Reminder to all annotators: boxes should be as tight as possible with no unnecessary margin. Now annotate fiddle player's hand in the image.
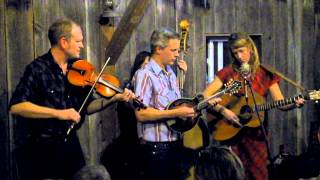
[208,98,221,107]
[175,106,195,118]
[56,108,81,123]
[177,59,187,72]
[113,88,135,102]
[295,97,305,108]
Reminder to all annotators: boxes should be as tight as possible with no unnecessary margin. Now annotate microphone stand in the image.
[244,79,249,102]
[245,78,273,170]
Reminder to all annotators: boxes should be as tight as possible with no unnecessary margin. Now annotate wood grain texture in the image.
[5,0,34,179]
[1,1,319,179]
[0,0,8,178]
[33,0,60,57]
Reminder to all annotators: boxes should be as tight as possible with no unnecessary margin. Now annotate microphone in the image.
[240,63,251,79]
[240,63,251,100]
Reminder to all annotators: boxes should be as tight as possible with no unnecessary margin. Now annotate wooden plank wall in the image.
[0,0,318,179]
[0,0,8,178]
[314,0,320,147]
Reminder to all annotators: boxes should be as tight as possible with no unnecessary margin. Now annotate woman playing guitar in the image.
[203,32,304,180]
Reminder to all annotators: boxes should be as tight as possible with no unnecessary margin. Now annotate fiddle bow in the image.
[65,57,112,141]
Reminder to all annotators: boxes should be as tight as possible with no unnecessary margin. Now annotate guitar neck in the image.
[257,94,307,111]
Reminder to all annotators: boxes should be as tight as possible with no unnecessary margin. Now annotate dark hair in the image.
[48,19,78,46]
[73,165,111,180]
[129,51,151,80]
[195,146,245,180]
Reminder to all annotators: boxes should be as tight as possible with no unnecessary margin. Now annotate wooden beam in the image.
[104,0,152,65]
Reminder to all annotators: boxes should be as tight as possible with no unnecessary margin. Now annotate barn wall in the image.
[0,0,318,179]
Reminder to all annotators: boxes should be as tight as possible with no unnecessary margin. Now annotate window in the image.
[205,34,262,84]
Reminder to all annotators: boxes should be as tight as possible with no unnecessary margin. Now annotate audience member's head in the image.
[195,146,245,180]
[73,165,111,180]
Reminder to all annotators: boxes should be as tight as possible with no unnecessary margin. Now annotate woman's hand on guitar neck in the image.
[278,97,305,111]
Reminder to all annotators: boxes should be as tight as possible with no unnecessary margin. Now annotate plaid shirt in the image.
[216,65,280,180]
[133,59,181,142]
[9,50,91,137]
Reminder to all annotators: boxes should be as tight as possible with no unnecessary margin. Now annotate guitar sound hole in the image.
[239,105,253,124]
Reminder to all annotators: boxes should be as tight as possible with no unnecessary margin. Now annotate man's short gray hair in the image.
[48,18,79,46]
[150,27,180,54]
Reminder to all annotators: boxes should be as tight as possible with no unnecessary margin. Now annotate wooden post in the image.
[0,0,8,179]
[5,0,34,179]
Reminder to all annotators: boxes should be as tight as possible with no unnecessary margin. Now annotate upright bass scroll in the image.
[177,19,190,96]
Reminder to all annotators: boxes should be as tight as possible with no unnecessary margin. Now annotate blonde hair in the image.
[229,32,260,74]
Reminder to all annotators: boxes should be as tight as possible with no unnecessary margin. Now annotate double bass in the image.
[177,19,190,96]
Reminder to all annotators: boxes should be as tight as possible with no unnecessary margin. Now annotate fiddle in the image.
[67,60,146,109]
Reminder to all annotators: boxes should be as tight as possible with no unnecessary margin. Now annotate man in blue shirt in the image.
[133,28,194,180]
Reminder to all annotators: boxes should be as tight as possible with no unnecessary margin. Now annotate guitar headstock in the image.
[224,79,242,95]
[308,90,320,103]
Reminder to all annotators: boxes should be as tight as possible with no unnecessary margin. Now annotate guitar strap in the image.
[261,64,306,92]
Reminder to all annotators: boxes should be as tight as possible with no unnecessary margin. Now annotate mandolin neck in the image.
[196,91,227,111]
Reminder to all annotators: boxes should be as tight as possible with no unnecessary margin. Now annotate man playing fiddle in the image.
[9,19,134,180]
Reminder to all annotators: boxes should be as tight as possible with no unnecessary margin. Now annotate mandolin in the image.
[209,90,320,141]
[165,80,241,133]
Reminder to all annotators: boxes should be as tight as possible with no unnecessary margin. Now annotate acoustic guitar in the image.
[209,90,320,141]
